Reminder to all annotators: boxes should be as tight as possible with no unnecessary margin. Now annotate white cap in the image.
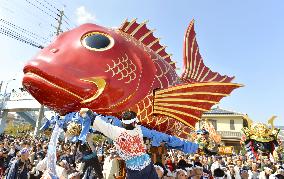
[185,167,193,171]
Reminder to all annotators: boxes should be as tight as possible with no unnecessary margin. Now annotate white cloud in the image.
[76,6,96,25]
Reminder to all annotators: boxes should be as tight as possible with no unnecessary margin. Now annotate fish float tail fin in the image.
[153,82,242,128]
[181,19,234,83]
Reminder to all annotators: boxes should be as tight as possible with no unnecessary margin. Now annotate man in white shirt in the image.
[80,109,159,179]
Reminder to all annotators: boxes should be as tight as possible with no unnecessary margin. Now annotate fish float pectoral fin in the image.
[153,82,243,128]
[80,78,106,103]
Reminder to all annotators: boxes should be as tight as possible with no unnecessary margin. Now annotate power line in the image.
[0,1,76,49]
[62,13,77,28]
[34,0,77,29]
[40,0,59,11]
[33,0,59,15]
[0,24,43,46]
[0,19,49,43]
[0,26,43,49]
[24,0,57,20]
[2,0,55,30]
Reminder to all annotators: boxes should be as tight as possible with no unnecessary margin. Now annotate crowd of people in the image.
[0,110,282,179]
[0,133,283,179]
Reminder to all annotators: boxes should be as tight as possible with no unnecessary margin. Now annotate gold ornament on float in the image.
[242,115,280,143]
[43,128,52,137]
[66,122,82,137]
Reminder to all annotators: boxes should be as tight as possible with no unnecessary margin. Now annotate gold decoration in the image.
[66,122,82,137]
[154,82,243,95]
[268,115,277,130]
[242,115,280,143]
[156,46,167,53]
[139,29,156,41]
[43,129,52,137]
[119,18,128,29]
[218,146,233,155]
[147,38,160,48]
[105,53,137,84]
[130,20,149,36]
[117,19,176,70]
[124,18,137,32]
[80,77,106,103]
[162,53,172,59]
[243,114,253,128]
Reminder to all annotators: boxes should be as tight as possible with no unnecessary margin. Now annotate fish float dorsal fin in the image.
[118,18,176,69]
[153,82,243,129]
[182,19,234,83]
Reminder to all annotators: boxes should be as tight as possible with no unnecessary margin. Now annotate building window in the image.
[209,119,217,131]
[230,119,235,130]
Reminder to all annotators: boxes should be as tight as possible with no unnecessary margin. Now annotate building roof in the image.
[203,106,243,115]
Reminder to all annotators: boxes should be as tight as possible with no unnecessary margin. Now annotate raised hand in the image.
[79,108,89,117]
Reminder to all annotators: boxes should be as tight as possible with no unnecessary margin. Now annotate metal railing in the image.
[217,131,242,138]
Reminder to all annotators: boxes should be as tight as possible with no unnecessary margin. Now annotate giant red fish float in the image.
[22,19,242,138]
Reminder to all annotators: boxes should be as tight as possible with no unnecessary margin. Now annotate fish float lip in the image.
[24,72,85,100]
[23,72,107,104]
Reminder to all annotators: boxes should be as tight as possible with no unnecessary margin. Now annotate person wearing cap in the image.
[5,148,30,179]
[80,109,159,179]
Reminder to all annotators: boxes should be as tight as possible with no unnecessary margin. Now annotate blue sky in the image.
[0,0,283,125]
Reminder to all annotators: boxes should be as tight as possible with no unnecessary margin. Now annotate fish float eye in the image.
[81,32,114,51]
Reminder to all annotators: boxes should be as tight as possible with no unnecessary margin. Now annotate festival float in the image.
[193,119,222,155]
[22,18,242,176]
[241,115,282,161]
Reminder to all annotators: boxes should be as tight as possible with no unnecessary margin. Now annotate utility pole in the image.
[0,79,15,134]
[56,9,64,35]
[34,8,65,137]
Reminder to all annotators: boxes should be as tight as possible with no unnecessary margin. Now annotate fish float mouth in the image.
[24,72,106,103]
